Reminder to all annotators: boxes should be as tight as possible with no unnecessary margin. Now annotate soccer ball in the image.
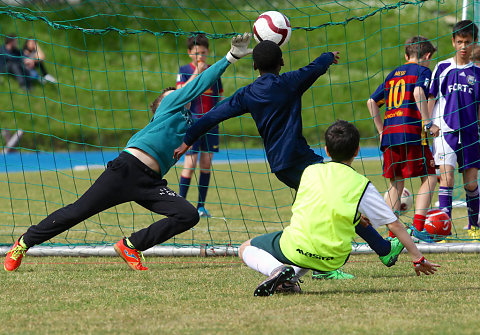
[253,11,292,47]
[400,187,413,212]
[424,209,452,241]
[383,187,414,212]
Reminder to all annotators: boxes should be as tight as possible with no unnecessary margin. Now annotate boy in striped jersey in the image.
[367,36,437,239]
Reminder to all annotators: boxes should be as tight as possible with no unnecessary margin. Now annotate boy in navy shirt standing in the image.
[174,40,404,280]
[176,35,223,218]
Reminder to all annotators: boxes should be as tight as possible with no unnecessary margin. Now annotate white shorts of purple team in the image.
[433,130,480,172]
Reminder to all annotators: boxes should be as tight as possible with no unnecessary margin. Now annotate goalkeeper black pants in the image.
[22,151,199,251]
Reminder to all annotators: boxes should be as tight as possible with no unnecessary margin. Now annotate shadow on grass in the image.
[299,285,480,296]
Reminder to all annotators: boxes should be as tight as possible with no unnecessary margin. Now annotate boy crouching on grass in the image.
[239,120,439,296]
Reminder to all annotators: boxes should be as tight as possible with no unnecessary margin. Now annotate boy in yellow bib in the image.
[239,120,440,296]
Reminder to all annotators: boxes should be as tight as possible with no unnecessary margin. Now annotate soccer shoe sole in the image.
[254,266,295,297]
[114,243,146,271]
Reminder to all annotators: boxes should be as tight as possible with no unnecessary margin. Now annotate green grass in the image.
[0,159,475,246]
[0,0,461,150]
[1,253,479,334]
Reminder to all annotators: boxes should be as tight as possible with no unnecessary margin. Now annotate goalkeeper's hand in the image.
[173,142,191,161]
[226,33,253,64]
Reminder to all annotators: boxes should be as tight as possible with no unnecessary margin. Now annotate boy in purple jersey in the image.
[428,20,480,239]
[367,36,437,239]
[176,34,224,218]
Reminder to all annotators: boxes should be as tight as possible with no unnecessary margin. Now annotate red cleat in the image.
[114,239,148,271]
[4,237,28,272]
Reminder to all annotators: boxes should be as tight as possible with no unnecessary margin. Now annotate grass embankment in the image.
[0,1,455,151]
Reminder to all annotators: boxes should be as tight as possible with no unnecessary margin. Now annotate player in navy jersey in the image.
[367,36,437,239]
[428,20,480,240]
[176,34,224,218]
[174,40,407,280]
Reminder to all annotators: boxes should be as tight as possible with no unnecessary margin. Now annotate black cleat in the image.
[254,265,295,297]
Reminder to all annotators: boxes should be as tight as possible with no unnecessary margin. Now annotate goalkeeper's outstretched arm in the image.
[159,33,252,115]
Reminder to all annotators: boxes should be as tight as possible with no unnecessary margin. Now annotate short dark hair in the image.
[150,87,176,113]
[253,40,282,73]
[325,120,360,162]
[405,36,436,59]
[453,20,478,40]
[4,34,17,45]
[187,34,209,50]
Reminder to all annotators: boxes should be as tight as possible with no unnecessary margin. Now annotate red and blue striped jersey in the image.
[177,63,223,119]
[370,62,432,149]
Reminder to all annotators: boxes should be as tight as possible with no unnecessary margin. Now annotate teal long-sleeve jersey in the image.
[126,56,230,177]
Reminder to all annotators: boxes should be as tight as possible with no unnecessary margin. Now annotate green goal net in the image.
[0,0,478,254]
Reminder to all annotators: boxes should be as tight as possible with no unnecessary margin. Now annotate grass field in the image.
[1,253,479,334]
[0,159,475,247]
[1,2,479,333]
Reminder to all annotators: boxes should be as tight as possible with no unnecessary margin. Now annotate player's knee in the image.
[238,239,252,259]
[177,205,199,229]
[465,182,479,192]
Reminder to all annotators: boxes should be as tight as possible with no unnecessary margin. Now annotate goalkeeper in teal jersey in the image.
[239,120,440,296]
[4,34,253,273]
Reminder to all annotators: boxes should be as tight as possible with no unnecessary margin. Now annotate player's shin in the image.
[465,186,480,229]
[241,245,283,276]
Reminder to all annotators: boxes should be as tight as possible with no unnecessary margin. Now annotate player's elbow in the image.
[366,98,377,114]
[413,87,425,101]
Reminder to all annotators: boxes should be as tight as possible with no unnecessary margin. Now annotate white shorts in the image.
[433,134,457,169]
[433,131,480,171]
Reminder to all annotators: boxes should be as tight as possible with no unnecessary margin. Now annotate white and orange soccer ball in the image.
[253,11,291,47]
[383,187,414,213]
[424,209,452,241]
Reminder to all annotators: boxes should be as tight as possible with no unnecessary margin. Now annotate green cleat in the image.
[379,237,404,267]
[312,269,355,280]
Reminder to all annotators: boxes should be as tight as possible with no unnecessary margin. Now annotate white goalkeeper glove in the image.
[226,33,253,63]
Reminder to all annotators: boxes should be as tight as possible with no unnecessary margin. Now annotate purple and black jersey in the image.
[429,58,480,134]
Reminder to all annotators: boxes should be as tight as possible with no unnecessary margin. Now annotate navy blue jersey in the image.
[183,52,335,173]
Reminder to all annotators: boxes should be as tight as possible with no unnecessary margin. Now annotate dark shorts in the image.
[187,126,219,155]
[250,231,295,265]
[274,155,324,190]
[383,145,436,178]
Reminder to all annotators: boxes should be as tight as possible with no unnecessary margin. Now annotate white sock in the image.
[291,266,309,281]
[242,246,283,276]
